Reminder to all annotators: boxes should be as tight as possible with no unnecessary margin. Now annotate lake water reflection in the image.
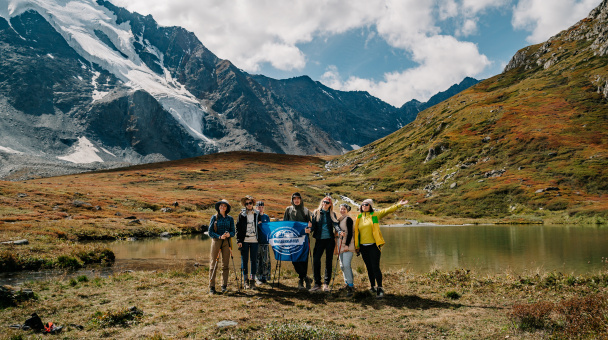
[109,224,608,275]
[2,224,607,285]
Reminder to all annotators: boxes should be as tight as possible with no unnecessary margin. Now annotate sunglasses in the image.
[322,201,331,204]
[245,202,253,205]
[362,203,370,206]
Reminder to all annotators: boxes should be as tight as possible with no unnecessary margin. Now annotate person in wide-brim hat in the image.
[215,199,231,214]
[240,195,256,207]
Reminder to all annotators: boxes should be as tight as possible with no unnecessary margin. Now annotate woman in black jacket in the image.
[309,196,340,292]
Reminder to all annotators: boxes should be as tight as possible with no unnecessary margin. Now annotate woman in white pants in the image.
[336,203,355,296]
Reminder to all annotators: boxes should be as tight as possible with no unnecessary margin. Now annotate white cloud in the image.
[512,0,599,43]
[323,36,490,106]
[457,19,479,36]
[110,0,492,105]
[463,0,511,13]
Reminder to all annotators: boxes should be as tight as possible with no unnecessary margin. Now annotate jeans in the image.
[339,251,354,286]
[360,244,382,288]
[240,242,259,279]
[312,238,335,285]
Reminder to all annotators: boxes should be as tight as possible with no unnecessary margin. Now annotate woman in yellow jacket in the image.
[354,198,408,298]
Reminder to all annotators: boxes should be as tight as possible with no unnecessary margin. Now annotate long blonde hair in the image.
[314,196,339,223]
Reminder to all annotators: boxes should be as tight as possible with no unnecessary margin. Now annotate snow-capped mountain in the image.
[0,0,476,179]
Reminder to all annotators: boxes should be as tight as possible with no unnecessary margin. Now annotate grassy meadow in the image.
[1,151,607,339]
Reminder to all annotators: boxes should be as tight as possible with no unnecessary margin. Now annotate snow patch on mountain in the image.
[1,0,210,142]
[0,146,23,154]
[57,136,103,164]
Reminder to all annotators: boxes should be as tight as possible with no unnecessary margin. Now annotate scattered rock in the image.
[95,206,102,211]
[115,212,122,216]
[450,182,458,189]
[126,219,141,225]
[1,239,29,245]
[17,193,27,198]
[548,152,558,157]
[160,232,172,238]
[217,320,238,328]
[172,201,179,207]
[72,200,92,208]
[484,169,506,178]
[161,207,173,213]
[124,216,137,219]
[482,136,491,143]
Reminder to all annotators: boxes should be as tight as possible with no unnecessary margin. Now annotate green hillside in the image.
[325,2,608,223]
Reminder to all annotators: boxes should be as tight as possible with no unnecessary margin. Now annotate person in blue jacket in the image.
[208,199,235,294]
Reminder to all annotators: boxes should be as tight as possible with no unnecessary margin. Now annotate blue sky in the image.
[112,0,601,107]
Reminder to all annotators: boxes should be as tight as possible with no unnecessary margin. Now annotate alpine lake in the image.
[2,223,607,285]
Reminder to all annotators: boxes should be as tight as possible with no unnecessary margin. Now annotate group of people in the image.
[207,192,408,299]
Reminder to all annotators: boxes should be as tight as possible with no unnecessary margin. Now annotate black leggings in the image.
[312,238,335,285]
[360,244,382,288]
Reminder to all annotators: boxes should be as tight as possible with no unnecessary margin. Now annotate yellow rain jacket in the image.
[354,204,400,252]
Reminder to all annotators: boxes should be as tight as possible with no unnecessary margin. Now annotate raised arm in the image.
[375,199,409,219]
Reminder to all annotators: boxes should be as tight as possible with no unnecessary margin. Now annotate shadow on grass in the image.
[228,283,501,312]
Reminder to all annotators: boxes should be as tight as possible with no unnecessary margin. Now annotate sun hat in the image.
[361,199,373,207]
[214,199,231,214]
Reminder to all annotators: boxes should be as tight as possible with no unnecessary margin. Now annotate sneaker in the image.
[298,279,305,290]
[309,284,322,292]
[305,277,312,290]
[221,285,227,293]
[209,287,216,295]
[244,280,251,289]
[369,287,377,294]
[255,279,263,285]
[322,284,330,292]
[376,287,385,299]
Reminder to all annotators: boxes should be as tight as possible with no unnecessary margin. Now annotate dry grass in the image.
[1,268,607,339]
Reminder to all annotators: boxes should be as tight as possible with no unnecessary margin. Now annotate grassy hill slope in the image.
[325,2,608,222]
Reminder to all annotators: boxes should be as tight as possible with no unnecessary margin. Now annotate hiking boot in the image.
[255,279,263,285]
[244,280,251,289]
[305,277,312,289]
[376,287,385,299]
[346,286,354,297]
[250,280,257,290]
[209,287,216,295]
[309,284,322,292]
[322,284,330,292]
[221,285,227,293]
[369,287,376,295]
[298,279,305,290]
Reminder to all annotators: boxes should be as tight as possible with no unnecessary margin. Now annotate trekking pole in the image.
[227,238,240,291]
[330,235,343,291]
[210,238,225,289]
[277,259,282,288]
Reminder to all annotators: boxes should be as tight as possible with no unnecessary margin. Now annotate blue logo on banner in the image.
[259,221,309,262]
